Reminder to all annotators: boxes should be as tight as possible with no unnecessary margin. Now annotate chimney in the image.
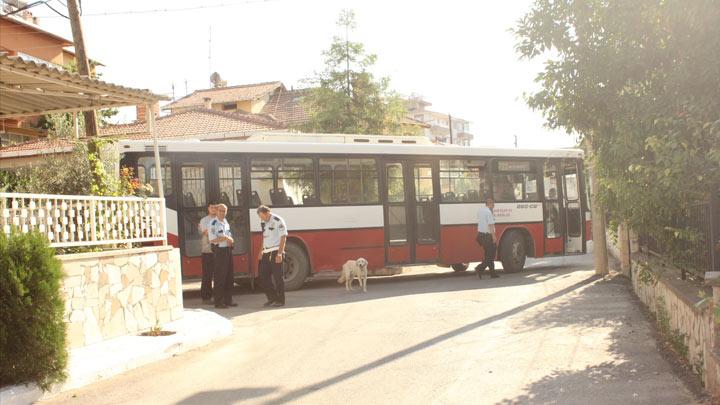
[136,102,159,122]
[203,97,212,110]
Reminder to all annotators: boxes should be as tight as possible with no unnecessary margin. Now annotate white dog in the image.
[337,258,369,292]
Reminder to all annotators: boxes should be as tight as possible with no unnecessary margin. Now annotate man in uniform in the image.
[198,204,217,304]
[208,204,237,308]
[256,205,288,308]
[475,196,500,279]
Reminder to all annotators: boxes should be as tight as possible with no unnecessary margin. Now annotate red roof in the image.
[0,109,284,157]
[261,87,311,126]
[99,109,284,139]
[163,82,284,111]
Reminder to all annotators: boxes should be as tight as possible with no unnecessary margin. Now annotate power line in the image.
[1,0,48,17]
[36,0,284,18]
[43,1,68,18]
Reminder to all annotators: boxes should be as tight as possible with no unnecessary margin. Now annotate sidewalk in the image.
[0,309,232,405]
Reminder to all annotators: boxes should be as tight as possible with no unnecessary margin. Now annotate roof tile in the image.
[164,82,283,111]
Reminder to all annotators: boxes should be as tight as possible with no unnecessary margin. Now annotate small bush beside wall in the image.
[0,231,67,391]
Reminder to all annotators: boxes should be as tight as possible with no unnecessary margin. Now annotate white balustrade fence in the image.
[0,192,167,248]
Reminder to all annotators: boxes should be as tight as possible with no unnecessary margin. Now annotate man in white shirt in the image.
[475,196,499,278]
[198,204,217,304]
[256,205,288,307]
[208,204,237,308]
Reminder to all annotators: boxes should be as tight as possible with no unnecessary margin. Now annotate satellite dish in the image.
[210,72,227,88]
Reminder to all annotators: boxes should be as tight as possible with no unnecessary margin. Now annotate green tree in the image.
[515,0,720,273]
[299,10,409,135]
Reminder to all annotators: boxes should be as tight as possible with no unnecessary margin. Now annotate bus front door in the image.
[382,161,440,265]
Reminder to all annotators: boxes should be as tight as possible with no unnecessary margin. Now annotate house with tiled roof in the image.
[261,87,311,127]
[0,109,285,169]
[0,5,103,147]
[163,81,284,115]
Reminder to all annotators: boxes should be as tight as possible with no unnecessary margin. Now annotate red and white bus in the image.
[120,133,591,290]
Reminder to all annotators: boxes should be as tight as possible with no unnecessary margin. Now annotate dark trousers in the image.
[476,232,497,272]
[201,253,214,300]
[259,251,284,304]
[213,247,234,306]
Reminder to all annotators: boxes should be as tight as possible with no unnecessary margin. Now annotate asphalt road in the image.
[43,254,699,405]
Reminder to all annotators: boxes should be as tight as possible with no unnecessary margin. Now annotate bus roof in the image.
[119,133,583,159]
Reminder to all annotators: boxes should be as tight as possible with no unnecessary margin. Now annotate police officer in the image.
[475,196,500,279]
[256,205,288,308]
[198,204,217,305]
[208,204,237,308]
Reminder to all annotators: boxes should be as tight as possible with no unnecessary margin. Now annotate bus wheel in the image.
[451,263,469,272]
[500,231,526,273]
[283,242,310,291]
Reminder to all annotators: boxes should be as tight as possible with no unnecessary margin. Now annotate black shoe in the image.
[490,272,500,278]
[476,270,483,279]
[215,304,228,309]
[263,300,275,307]
[228,302,238,307]
[271,302,285,307]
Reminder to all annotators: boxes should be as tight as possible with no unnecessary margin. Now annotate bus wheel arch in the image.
[283,237,311,291]
[498,228,533,273]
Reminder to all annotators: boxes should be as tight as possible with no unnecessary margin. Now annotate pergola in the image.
[0,55,169,205]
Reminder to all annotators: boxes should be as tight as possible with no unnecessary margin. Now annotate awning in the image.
[0,55,167,118]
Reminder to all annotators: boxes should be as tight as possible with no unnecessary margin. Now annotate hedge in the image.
[0,231,67,391]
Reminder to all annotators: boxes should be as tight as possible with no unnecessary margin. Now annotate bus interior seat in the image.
[270,188,290,206]
[302,194,319,205]
[443,191,456,202]
[287,196,294,206]
[467,189,480,202]
[219,192,231,207]
[250,191,261,207]
[457,193,467,202]
[184,192,196,207]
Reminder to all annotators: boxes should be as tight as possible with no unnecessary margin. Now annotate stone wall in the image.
[609,235,720,398]
[59,246,183,349]
[631,262,713,374]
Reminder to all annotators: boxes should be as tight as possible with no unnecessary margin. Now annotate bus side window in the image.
[319,158,378,204]
[492,160,538,202]
[439,159,488,203]
[251,158,316,207]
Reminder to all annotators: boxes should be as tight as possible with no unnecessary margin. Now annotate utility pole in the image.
[208,26,212,86]
[66,0,97,138]
[448,114,453,145]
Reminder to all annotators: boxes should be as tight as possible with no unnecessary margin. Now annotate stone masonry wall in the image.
[59,246,183,349]
[631,266,713,374]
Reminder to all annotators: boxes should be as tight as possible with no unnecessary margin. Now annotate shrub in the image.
[0,231,67,391]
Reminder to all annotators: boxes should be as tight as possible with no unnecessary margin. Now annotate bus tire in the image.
[500,231,526,273]
[451,263,469,272]
[283,242,310,291]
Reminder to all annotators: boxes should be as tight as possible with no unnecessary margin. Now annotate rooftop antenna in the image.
[208,25,212,87]
[184,79,188,96]
[171,82,175,100]
[514,134,518,148]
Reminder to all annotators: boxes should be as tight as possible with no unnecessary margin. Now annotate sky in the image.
[31,0,578,149]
